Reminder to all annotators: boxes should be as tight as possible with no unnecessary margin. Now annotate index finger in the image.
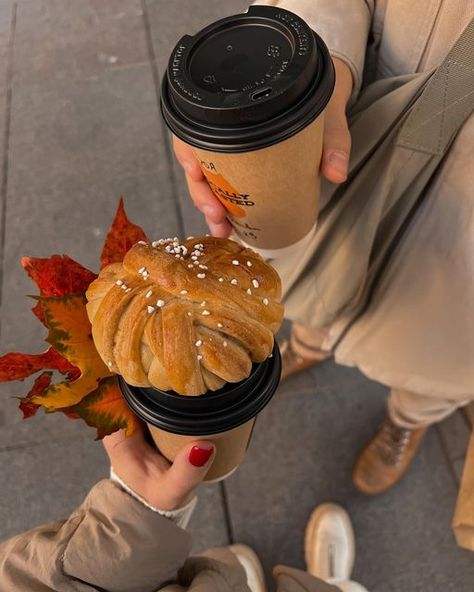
[173,136,205,182]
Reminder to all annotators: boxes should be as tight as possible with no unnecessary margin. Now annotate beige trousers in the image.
[291,323,469,430]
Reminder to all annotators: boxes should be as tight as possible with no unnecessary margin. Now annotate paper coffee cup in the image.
[118,345,281,482]
[161,6,334,256]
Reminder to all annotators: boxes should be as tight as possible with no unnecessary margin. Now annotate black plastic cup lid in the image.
[119,343,281,436]
[161,6,334,153]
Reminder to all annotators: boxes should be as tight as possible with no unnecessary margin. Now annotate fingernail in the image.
[328,150,348,177]
[188,445,214,467]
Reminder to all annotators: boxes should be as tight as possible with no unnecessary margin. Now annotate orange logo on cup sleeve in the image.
[201,169,254,219]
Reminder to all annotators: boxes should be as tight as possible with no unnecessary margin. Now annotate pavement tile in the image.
[189,483,230,554]
[436,410,471,483]
[13,0,148,85]
[0,436,108,541]
[145,0,250,75]
[8,65,171,197]
[277,359,367,402]
[0,1,13,41]
[224,380,474,590]
[0,1,12,238]
[453,458,467,484]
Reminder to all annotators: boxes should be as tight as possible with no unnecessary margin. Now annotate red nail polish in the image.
[189,445,213,467]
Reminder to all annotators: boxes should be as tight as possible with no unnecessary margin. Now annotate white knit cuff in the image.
[110,467,197,530]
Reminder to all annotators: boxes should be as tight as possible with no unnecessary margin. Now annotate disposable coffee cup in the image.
[119,344,281,482]
[161,5,334,258]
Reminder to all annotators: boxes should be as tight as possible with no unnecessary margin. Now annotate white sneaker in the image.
[229,544,266,592]
[304,503,355,582]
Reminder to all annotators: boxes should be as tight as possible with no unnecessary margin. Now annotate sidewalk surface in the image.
[0,2,472,591]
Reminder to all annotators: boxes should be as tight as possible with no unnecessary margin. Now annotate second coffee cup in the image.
[161,5,334,258]
[119,344,281,482]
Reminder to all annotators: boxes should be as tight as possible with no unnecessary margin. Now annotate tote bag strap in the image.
[330,17,474,349]
[397,17,474,155]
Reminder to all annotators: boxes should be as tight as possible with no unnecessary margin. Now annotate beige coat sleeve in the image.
[252,0,374,97]
[0,480,192,592]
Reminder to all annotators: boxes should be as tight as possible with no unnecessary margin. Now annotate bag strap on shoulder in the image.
[397,17,474,155]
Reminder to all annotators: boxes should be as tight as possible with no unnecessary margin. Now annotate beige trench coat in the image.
[0,481,340,592]
[254,0,474,400]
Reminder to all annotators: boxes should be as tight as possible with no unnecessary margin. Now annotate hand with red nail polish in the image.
[103,423,215,511]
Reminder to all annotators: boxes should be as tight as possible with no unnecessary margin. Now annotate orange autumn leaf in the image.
[68,376,140,439]
[28,294,113,411]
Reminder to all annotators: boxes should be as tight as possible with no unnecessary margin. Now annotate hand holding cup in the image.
[103,424,215,511]
[173,57,353,239]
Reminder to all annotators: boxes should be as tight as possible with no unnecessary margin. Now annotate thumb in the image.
[321,110,351,184]
[158,441,215,510]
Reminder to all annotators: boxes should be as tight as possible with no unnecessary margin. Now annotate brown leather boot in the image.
[279,338,330,382]
[353,417,428,496]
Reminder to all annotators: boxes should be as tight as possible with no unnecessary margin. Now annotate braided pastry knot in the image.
[86,236,284,396]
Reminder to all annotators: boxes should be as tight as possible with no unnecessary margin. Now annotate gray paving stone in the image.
[0,1,12,243]
[277,358,368,402]
[224,380,474,590]
[453,458,467,484]
[436,410,471,484]
[0,436,108,541]
[13,0,148,85]
[145,0,250,75]
[0,1,13,41]
[189,483,230,554]
[8,65,171,200]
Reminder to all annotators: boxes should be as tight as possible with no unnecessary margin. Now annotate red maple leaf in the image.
[22,255,97,297]
[0,348,80,382]
[22,255,98,326]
